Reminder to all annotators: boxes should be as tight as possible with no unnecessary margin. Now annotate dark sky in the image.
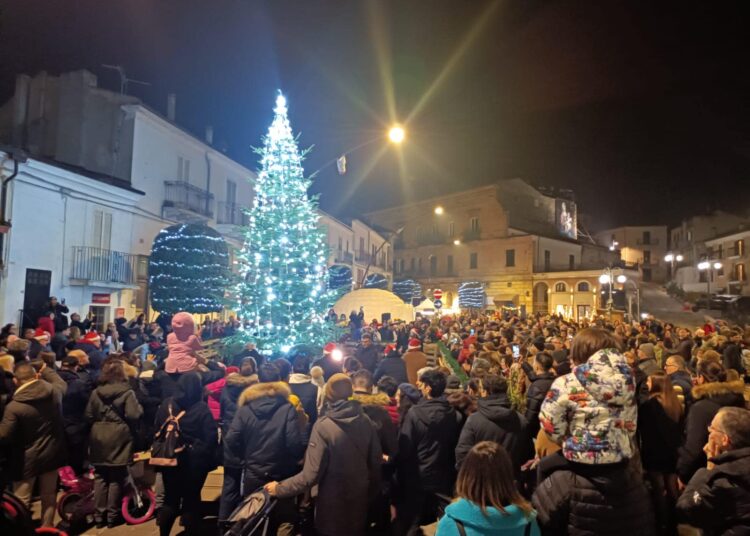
[1,0,749,231]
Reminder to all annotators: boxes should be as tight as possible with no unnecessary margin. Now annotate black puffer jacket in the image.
[86,381,143,466]
[455,394,529,472]
[532,461,655,536]
[677,380,746,483]
[288,373,320,426]
[397,396,460,494]
[522,366,555,439]
[677,446,750,535]
[352,391,398,457]
[224,381,307,493]
[355,344,381,372]
[373,355,409,385]
[58,368,93,444]
[638,397,683,473]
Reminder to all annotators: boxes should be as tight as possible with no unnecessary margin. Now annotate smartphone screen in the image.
[512,344,520,357]
[470,329,475,335]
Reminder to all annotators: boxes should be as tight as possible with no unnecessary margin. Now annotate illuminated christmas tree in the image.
[233,92,335,353]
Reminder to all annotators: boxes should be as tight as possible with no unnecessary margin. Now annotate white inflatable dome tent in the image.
[333,288,415,323]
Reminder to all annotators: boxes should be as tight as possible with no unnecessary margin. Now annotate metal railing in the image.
[163,181,214,218]
[217,202,250,226]
[71,246,138,285]
[334,250,354,264]
[356,252,373,264]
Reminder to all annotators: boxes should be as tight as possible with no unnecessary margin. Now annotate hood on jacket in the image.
[95,381,131,402]
[174,371,204,408]
[411,397,455,426]
[171,312,196,342]
[226,372,259,388]
[352,391,390,407]
[692,379,745,401]
[122,362,138,378]
[288,373,313,385]
[325,398,365,425]
[573,348,634,407]
[477,395,516,424]
[238,381,291,407]
[12,379,54,403]
[444,500,534,533]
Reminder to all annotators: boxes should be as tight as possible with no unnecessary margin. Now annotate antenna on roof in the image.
[101,64,151,95]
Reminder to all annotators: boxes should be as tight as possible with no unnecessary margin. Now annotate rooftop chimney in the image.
[166,93,176,122]
[205,125,214,145]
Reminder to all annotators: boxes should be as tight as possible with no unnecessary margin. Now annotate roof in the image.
[705,227,750,244]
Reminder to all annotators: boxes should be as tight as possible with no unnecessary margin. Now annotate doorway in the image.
[532,282,549,314]
[577,305,592,322]
[22,269,51,331]
[88,305,108,333]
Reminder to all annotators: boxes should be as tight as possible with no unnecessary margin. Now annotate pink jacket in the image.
[165,312,203,373]
[205,377,226,420]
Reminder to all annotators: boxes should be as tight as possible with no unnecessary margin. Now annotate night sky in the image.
[1,0,748,231]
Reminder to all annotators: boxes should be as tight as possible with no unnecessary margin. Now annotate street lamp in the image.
[599,268,627,315]
[664,252,684,280]
[609,240,619,252]
[453,239,461,246]
[388,125,405,144]
[434,205,444,215]
[697,260,723,302]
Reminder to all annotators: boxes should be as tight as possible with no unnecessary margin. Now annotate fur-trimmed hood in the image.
[352,391,390,407]
[123,362,138,378]
[238,381,291,407]
[226,372,259,388]
[692,379,745,401]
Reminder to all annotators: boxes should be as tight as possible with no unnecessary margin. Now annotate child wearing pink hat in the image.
[165,312,203,373]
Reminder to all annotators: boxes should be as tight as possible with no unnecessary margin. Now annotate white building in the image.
[593,225,668,282]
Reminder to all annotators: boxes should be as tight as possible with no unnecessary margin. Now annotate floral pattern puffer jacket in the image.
[539,347,636,464]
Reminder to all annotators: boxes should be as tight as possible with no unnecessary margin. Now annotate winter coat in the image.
[723,343,744,375]
[205,376,227,421]
[436,500,540,536]
[668,337,693,362]
[404,349,428,385]
[637,397,682,473]
[455,394,530,473]
[522,366,555,439]
[85,381,143,466]
[637,356,660,377]
[677,379,746,483]
[70,317,92,333]
[313,355,343,382]
[219,372,259,435]
[669,370,693,407]
[224,382,307,493]
[277,399,382,536]
[165,312,202,373]
[49,303,69,332]
[398,396,461,494]
[37,315,55,335]
[677,446,750,535]
[373,355,409,385]
[539,348,637,464]
[352,391,399,457]
[288,373,321,425]
[0,369,68,480]
[74,341,106,381]
[58,368,93,444]
[384,396,399,425]
[356,344,381,372]
[532,461,655,536]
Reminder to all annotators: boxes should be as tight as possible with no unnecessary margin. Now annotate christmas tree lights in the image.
[458,281,485,309]
[232,92,335,353]
[328,264,353,290]
[149,224,230,313]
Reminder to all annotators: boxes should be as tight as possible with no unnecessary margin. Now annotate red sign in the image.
[433,289,443,300]
[91,293,111,304]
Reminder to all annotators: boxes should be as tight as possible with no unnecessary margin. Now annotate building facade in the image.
[593,225,668,282]
[704,229,750,295]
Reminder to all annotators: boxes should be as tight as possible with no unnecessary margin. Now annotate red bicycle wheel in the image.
[56,492,84,521]
[121,487,156,525]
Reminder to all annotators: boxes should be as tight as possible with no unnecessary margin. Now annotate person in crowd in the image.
[666,327,693,362]
[0,361,67,527]
[396,368,461,534]
[313,342,344,381]
[265,373,382,536]
[397,382,422,428]
[85,359,143,528]
[46,296,70,332]
[350,306,365,341]
[224,369,308,532]
[355,332,381,373]
[287,354,323,426]
[677,407,750,534]
[437,441,540,536]
[70,311,93,333]
[722,329,744,375]
[637,342,660,376]
[343,356,363,376]
[455,375,529,473]
[404,338,428,386]
[521,352,556,440]
[677,360,746,485]
[122,327,145,353]
[154,372,218,536]
[58,354,93,476]
[352,369,399,458]
[165,312,203,373]
[74,330,106,380]
[203,365,236,422]
[638,371,684,534]
[664,355,693,408]
[377,375,401,425]
[374,344,409,385]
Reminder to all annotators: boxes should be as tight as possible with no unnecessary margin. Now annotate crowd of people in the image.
[2,297,750,535]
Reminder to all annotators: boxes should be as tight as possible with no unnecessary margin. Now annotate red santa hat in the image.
[384,344,396,355]
[33,327,49,341]
[323,342,337,354]
[82,331,101,344]
[408,338,421,351]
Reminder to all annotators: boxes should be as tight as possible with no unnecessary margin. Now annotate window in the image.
[577,281,590,292]
[643,231,651,245]
[470,252,478,269]
[687,230,693,242]
[359,238,365,256]
[736,263,747,282]
[569,254,575,270]
[448,222,455,238]
[643,250,651,264]
[470,217,479,233]
[91,210,112,250]
[338,237,343,251]
[410,258,415,271]
[431,224,438,237]
[177,156,190,181]
[417,257,423,273]
[399,259,405,273]
[429,256,437,276]
[226,179,237,204]
[555,282,567,292]
[735,239,745,256]
[345,240,349,252]
[544,250,551,271]
[447,255,454,274]
[372,244,376,258]
[505,249,515,267]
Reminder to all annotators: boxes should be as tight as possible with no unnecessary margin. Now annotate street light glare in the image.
[697,261,710,270]
[434,206,444,215]
[713,262,723,270]
[599,274,611,285]
[388,125,405,144]
[616,274,627,284]
[676,254,684,262]
[453,239,461,245]
[664,254,674,262]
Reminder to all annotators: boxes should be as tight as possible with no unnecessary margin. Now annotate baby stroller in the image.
[222,489,277,536]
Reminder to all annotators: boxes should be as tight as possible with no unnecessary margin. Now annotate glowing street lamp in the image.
[434,206,444,215]
[664,252,684,280]
[697,260,723,301]
[453,239,461,246]
[388,125,405,144]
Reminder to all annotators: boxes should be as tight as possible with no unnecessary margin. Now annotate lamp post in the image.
[664,252,684,281]
[697,260,723,303]
[599,268,626,316]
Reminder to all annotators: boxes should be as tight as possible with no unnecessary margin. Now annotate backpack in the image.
[149,403,187,467]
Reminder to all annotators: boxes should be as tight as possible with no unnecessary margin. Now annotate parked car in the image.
[692,294,737,312]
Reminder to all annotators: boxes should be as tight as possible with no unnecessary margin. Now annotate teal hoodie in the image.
[436,499,540,536]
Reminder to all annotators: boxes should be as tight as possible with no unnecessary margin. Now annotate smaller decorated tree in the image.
[149,223,230,314]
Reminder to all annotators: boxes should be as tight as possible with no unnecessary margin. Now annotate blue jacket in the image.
[436,500,540,536]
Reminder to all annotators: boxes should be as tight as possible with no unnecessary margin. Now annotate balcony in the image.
[727,246,746,259]
[636,238,660,245]
[463,228,481,242]
[217,202,250,226]
[333,250,354,265]
[162,180,214,222]
[70,246,139,288]
[355,251,373,264]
